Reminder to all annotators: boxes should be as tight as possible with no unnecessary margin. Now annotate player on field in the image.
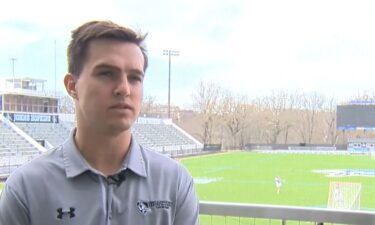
[275,176,283,194]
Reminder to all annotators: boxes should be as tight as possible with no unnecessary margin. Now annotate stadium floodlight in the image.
[163,50,180,119]
[10,57,17,83]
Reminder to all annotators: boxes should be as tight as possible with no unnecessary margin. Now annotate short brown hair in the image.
[67,20,148,77]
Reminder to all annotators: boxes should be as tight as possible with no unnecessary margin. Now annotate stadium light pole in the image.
[10,57,17,85]
[54,40,57,96]
[163,49,179,119]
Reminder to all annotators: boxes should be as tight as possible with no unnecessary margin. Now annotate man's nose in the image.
[114,75,130,97]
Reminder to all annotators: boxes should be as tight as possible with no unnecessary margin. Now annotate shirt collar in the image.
[122,136,147,178]
[62,129,147,178]
[62,129,92,178]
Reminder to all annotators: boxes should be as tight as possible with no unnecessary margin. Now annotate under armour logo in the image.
[57,207,75,219]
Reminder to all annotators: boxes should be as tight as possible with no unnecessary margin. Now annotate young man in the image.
[0,20,199,225]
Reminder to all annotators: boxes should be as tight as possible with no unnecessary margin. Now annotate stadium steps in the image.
[14,122,71,148]
[0,119,43,168]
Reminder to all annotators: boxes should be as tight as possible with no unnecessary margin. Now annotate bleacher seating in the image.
[1,117,202,168]
[15,122,71,148]
[132,123,197,148]
[10,119,202,155]
[0,120,41,174]
[131,121,203,156]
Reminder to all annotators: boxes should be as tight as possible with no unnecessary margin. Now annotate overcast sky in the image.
[1,0,374,108]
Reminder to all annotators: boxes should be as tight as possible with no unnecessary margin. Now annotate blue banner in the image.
[3,112,59,123]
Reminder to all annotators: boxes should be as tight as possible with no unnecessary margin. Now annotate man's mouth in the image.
[109,103,133,110]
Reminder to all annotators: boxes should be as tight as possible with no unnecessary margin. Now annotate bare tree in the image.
[140,95,157,116]
[219,92,250,149]
[191,81,222,145]
[323,97,339,144]
[255,90,293,144]
[349,90,375,103]
[295,92,326,144]
[250,98,269,144]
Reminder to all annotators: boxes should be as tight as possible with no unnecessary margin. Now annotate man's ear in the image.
[64,74,78,100]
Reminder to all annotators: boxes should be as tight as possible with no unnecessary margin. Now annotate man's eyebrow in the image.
[94,64,144,76]
[94,64,118,70]
[129,69,145,77]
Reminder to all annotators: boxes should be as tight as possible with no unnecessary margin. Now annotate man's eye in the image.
[99,71,113,76]
[129,75,143,83]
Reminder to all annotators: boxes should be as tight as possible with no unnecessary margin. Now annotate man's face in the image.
[73,39,144,135]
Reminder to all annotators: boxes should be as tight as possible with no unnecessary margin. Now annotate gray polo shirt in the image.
[0,130,199,225]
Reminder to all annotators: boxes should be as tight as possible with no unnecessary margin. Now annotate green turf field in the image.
[183,151,375,210]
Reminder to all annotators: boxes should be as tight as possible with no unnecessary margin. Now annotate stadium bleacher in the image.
[132,120,202,156]
[6,117,202,152]
[0,116,203,178]
[0,120,42,176]
[15,122,70,147]
[132,123,196,147]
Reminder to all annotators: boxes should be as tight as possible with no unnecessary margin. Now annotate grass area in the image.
[0,182,4,191]
[0,153,372,225]
[184,152,375,224]
[183,151,375,210]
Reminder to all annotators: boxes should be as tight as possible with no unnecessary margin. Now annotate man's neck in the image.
[74,128,132,176]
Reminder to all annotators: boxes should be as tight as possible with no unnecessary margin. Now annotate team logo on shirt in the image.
[137,200,172,215]
[137,201,151,214]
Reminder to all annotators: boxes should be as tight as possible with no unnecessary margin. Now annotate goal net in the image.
[370,149,375,159]
[327,181,361,210]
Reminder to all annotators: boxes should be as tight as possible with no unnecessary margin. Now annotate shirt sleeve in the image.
[0,183,30,225]
[173,167,199,225]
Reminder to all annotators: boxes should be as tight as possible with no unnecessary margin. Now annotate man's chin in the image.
[108,120,134,133]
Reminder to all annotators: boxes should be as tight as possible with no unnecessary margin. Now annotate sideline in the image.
[179,150,241,161]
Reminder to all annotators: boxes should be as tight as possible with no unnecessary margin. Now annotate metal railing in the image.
[199,201,375,225]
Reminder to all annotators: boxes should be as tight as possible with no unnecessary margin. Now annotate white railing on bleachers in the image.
[171,123,203,148]
[130,117,204,156]
[0,114,46,152]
